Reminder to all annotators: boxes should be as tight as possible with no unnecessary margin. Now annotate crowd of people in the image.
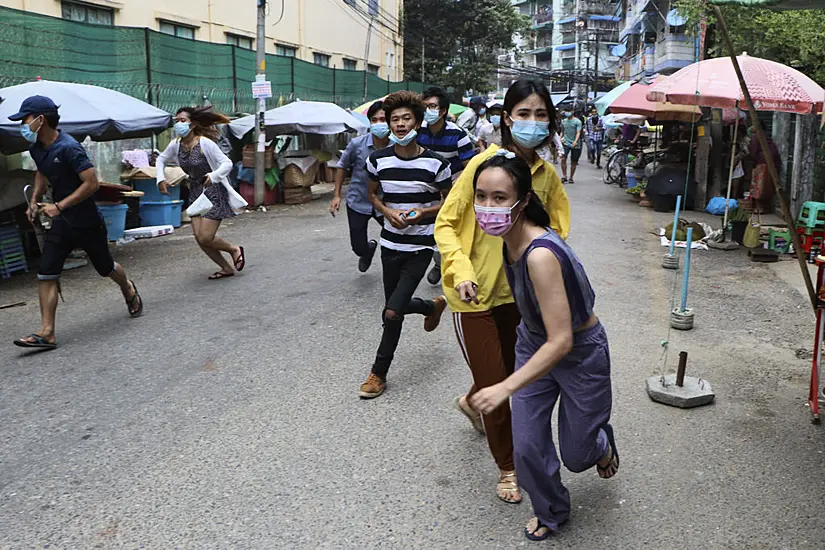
[9,80,618,541]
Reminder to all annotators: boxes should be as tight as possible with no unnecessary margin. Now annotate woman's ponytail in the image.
[523,192,551,228]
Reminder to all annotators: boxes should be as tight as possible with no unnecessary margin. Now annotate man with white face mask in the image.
[478,103,503,150]
[418,86,475,285]
[10,95,143,351]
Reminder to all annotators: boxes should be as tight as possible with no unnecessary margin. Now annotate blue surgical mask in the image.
[20,116,41,144]
[174,121,191,137]
[563,112,572,119]
[490,115,501,127]
[389,129,418,147]
[510,120,550,149]
[478,108,486,116]
[370,122,390,139]
[424,108,441,125]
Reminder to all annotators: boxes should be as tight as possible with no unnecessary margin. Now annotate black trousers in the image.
[346,205,383,258]
[372,247,435,377]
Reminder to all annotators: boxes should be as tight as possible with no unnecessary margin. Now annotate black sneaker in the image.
[427,265,441,285]
[359,240,378,273]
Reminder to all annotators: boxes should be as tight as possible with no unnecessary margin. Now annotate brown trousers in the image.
[453,302,520,471]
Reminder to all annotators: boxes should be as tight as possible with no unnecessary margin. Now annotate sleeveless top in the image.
[504,229,596,360]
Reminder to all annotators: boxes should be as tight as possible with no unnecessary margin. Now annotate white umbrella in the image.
[229,100,368,139]
[0,79,171,155]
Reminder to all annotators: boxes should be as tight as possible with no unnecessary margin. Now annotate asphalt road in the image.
[1,160,824,549]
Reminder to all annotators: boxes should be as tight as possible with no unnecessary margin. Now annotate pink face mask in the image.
[474,201,521,236]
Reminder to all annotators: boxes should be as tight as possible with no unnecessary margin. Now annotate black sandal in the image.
[525,518,553,541]
[126,280,143,318]
[13,333,57,350]
[233,246,245,272]
[208,271,234,280]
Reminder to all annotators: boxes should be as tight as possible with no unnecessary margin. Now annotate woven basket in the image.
[283,163,319,188]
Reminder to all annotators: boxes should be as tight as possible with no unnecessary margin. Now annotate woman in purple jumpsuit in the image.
[469,151,619,541]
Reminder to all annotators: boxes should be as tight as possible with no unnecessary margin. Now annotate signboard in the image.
[252,81,272,99]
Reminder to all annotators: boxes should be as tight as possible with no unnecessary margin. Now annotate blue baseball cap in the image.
[8,95,59,121]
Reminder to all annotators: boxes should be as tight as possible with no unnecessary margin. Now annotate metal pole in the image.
[253,0,267,207]
[421,41,425,82]
[594,31,599,101]
[723,112,740,232]
[712,5,816,310]
[144,28,153,105]
[332,66,336,103]
[676,351,688,387]
[363,17,374,103]
[231,44,238,113]
[681,226,693,312]
[669,194,682,257]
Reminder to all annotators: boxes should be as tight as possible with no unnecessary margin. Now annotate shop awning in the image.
[555,43,576,51]
[550,94,569,107]
[590,15,621,22]
[557,16,577,24]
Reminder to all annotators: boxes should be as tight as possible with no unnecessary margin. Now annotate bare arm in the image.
[470,248,574,413]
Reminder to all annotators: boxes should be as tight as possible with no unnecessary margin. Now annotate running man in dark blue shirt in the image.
[10,95,143,351]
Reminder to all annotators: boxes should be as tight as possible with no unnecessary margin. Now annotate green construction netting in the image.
[0,5,431,115]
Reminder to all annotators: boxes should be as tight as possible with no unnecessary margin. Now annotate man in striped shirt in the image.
[418,86,476,285]
[359,91,452,399]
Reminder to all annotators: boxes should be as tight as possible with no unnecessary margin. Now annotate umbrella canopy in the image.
[0,80,171,155]
[354,95,388,115]
[607,77,702,123]
[595,81,633,116]
[449,103,468,117]
[646,55,825,115]
[229,100,368,139]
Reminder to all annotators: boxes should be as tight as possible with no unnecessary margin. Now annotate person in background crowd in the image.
[747,126,780,213]
[621,122,641,149]
[457,96,487,140]
[359,91,452,399]
[435,79,570,507]
[559,110,582,184]
[477,103,504,151]
[469,152,618,542]
[330,101,390,273]
[157,106,246,280]
[10,95,143,350]
[418,86,476,286]
[586,109,605,169]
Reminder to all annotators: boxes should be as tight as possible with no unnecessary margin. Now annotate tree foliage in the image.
[402,0,529,93]
[674,0,825,84]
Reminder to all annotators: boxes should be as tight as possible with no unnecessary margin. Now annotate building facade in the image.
[0,0,403,80]
[618,0,696,81]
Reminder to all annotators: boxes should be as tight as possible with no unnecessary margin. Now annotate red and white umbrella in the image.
[646,55,825,115]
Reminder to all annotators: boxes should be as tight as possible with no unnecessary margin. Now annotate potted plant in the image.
[729,207,750,245]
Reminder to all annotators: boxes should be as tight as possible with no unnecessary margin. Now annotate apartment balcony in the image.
[531,8,554,30]
[653,34,696,74]
[629,46,655,79]
[527,45,554,56]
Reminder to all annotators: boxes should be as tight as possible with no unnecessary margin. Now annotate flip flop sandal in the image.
[13,333,57,350]
[126,280,143,318]
[524,518,554,541]
[597,423,620,478]
[233,246,245,272]
[208,271,235,280]
[453,396,485,435]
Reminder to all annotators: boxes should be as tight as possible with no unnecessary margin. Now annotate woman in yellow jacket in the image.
[434,80,570,504]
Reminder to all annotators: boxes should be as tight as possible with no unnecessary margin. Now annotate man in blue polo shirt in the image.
[330,100,390,273]
[10,95,143,351]
[417,86,475,285]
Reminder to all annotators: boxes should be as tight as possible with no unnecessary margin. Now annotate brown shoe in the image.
[424,295,447,332]
[359,373,386,399]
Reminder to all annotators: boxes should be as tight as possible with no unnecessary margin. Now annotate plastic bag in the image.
[743,213,761,248]
[186,192,213,217]
[705,196,738,215]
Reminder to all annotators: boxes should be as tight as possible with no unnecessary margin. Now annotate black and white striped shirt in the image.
[366,147,452,252]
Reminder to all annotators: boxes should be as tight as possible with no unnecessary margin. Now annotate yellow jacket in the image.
[434,144,570,313]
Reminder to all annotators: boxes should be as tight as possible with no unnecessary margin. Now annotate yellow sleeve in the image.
[543,169,571,240]
[435,169,477,290]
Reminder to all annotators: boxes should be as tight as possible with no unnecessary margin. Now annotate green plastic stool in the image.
[769,228,792,253]
[797,201,825,229]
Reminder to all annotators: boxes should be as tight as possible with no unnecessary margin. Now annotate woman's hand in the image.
[469,383,512,415]
[456,281,479,304]
[158,181,169,195]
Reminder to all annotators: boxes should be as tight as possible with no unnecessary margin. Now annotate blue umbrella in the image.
[595,81,633,116]
[0,80,171,154]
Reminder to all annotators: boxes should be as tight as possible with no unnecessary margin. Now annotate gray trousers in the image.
[511,322,613,530]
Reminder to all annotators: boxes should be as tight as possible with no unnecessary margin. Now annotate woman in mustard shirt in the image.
[434,80,570,504]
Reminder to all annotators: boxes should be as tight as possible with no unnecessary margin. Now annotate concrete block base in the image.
[662,253,679,269]
[646,374,715,408]
[670,308,694,330]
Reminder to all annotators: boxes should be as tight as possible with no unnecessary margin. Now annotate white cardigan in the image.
[156,136,248,210]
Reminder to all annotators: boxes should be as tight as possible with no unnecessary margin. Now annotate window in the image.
[368,0,379,15]
[226,34,253,50]
[61,1,113,25]
[159,21,195,39]
[367,64,379,75]
[314,53,331,67]
[276,44,297,57]
[343,59,358,71]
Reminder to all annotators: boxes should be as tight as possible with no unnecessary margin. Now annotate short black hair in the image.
[422,86,449,110]
[367,100,385,120]
[42,112,60,129]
